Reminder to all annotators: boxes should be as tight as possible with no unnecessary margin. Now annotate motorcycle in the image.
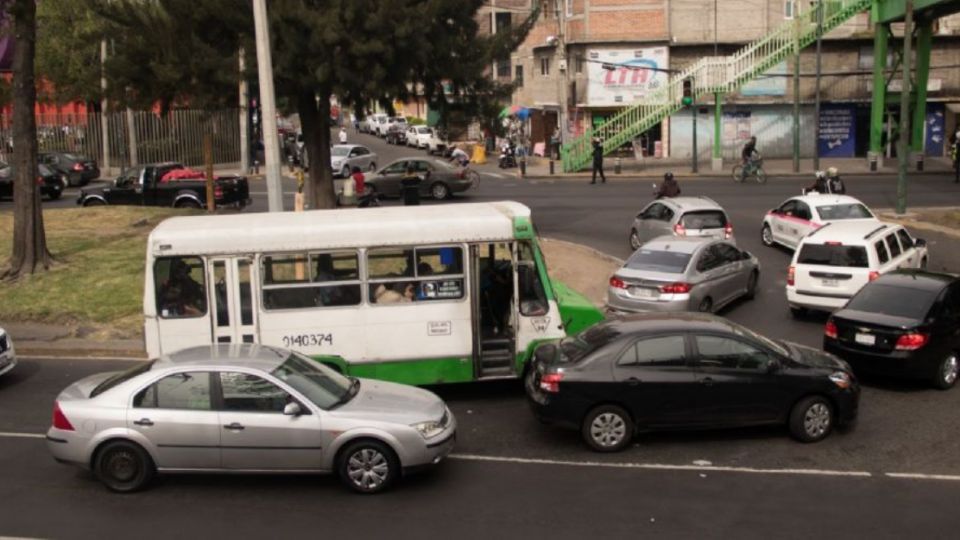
[498,146,517,169]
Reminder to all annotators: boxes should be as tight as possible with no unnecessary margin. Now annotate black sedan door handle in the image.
[700,377,714,387]
[223,422,245,431]
[133,418,154,427]
[626,377,642,386]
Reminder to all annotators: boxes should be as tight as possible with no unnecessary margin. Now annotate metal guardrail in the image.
[562,0,872,172]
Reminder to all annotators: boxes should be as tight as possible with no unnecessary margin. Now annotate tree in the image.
[35,1,104,105]
[3,0,52,279]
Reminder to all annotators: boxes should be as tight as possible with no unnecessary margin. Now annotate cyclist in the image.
[740,136,759,181]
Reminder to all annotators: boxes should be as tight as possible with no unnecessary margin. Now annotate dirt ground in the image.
[540,237,623,308]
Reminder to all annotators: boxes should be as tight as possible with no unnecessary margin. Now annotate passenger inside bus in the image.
[374,282,415,303]
[480,248,514,336]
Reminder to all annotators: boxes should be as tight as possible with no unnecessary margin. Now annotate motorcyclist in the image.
[656,172,681,198]
[826,166,846,194]
[805,170,829,195]
[499,140,517,168]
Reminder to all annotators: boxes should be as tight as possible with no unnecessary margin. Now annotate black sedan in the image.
[39,151,99,186]
[0,162,65,201]
[365,158,479,200]
[824,270,959,389]
[525,313,859,452]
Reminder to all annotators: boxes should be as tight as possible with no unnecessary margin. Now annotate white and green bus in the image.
[144,201,603,385]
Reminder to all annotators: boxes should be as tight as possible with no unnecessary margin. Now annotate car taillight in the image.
[724,223,733,239]
[539,372,564,393]
[52,402,75,431]
[660,282,691,294]
[787,266,795,286]
[609,276,626,289]
[825,320,838,339]
[895,333,929,351]
[673,223,686,236]
[868,271,880,281]
[72,163,84,171]
[214,185,224,199]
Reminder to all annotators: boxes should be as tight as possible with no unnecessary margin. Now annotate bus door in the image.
[472,242,516,378]
[208,257,259,345]
[514,241,557,360]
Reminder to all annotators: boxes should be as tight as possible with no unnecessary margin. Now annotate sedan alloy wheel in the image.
[934,353,958,390]
[338,440,398,494]
[582,405,633,452]
[789,396,833,443]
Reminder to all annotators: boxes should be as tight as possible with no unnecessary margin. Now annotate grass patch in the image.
[0,207,193,337]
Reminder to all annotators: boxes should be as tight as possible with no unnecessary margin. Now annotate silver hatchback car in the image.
[629,197,734,251]
[608,237,760,313]
[47,344,456,494]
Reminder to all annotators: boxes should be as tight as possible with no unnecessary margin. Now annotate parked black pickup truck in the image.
[77,162,251,209]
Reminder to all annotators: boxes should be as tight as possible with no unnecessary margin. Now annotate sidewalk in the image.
[2,238,622,360]
[483,155,958,180]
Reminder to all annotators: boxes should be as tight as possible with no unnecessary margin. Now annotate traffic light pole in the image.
[691,105,698,173]
[896,1,913,215]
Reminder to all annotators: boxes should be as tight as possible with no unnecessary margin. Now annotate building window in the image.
[575,56,584,74]
[497,59,511,78]
[540,56,551,76]
[494,11,511,32]
[515,65,524,87]
[566,0,573,17]
[784,0,795,19]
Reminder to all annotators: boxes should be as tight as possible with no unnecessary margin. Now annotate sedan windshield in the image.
[625,249,692,274]
[559,324,622,363]
[331,146,351,157]
[846,284,937,320]
[727,321,790,357]
[270,352,354,409]
[816,203,874,221]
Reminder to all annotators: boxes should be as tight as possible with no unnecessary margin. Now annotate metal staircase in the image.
[561,0,873,172]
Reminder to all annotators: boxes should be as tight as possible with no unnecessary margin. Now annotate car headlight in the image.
[412,420,445,439]
[828,371,852,389]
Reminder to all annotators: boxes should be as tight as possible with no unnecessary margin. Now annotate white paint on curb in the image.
[0,432,45,439]
[885,472,960,482]
[19,355,148,362]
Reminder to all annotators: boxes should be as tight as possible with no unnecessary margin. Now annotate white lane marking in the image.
[885,472,960,482]
[248,191,296,196]
[449,454,872,478]
[484,173,507,179]
[19,355,147,362]
[0,432,45,439]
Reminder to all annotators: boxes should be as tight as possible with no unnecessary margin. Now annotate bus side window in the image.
[368,246,465,304]
[518,243,548,316]
[261,251,362,310]
[155,256,207,319]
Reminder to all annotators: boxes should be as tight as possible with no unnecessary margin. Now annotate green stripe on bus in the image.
[311,355,476,385]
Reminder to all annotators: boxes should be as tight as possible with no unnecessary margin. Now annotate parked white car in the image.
[787,221,929,316]
[761,194,877,250]
[0,327,15,377]
[384,117,407,137]
[405,126,420,147]
[369,114,389,136]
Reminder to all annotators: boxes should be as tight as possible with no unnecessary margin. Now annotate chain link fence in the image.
[0,109,241,172]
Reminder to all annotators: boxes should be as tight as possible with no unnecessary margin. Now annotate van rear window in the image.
[681,211,726,229]
[798,244,869,268]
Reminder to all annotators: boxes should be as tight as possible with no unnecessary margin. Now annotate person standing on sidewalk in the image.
[951,129,960,183]
[590,138,606,184]
[339,126,348,145]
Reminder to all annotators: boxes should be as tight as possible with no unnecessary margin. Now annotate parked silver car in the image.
[608,237,759,314]
[0,327,15,377]
[629,197,734,251]
[331,144,378,178]
[46,344,456,494]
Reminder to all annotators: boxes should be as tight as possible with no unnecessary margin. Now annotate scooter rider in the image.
[826,166,846,194]
[656,172,681,198]
[805,171,830,195]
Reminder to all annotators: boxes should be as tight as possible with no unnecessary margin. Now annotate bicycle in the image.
[732,157,767,184]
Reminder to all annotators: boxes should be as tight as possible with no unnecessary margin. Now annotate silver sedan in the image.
[47,344,456,494]
[607,237,760,314]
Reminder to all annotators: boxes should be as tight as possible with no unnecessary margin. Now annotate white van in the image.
[787,221,929,316]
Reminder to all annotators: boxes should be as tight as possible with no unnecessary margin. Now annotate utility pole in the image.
[813,0,824,172]
[252,0,284,212]
[792,13,801,173]
[100,40,110,175]
[714,0,718,56]
[239,48,250,173]
[896,1,914,215]
[692,105,698,173]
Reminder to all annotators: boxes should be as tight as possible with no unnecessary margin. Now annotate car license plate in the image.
[630,287,657,298]
[821,279,838,287]
[855,333,875,346]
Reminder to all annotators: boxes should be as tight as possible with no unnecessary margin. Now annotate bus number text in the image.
[282,333,333,348]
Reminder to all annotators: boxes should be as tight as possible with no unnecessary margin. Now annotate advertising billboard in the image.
[586,47,669,107]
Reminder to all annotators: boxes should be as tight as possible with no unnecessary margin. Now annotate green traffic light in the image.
[682,96,693,106]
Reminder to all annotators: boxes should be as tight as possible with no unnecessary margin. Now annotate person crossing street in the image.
[590,138,606,184]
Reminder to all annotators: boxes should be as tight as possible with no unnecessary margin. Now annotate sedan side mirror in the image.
[741,251,752,260]
[766,358,780,374]
[283,402,303,416]
[915,238,926,248]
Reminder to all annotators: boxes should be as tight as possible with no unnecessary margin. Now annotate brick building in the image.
[480,1,960,160]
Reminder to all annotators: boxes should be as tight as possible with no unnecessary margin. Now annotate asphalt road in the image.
[3,132,960,536]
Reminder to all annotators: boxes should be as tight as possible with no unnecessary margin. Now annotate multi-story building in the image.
[480,1,960,161]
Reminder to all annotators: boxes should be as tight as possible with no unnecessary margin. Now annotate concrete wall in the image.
[669,105,816,160]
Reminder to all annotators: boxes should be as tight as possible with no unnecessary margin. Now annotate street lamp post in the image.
[252,0,284,213]
[813,1,824,172]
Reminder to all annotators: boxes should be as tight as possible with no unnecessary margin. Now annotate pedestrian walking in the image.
[339,127,348,145]
[590,138,606,184]
[952,129,960,184]
[401,165,421,206]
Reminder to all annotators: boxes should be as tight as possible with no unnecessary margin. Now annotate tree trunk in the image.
[3,0,52,280]
[297,90,336,209]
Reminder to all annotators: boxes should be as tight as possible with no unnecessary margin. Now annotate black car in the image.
[525,313,859,452]
[824,270,959,390]
[39,151,99,186]
[0,161,65,201]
